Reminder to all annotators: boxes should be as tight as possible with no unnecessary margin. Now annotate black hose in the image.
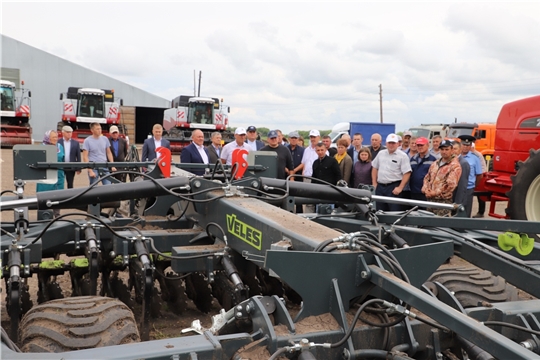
[268,346,289,360]
[351,349,415,359]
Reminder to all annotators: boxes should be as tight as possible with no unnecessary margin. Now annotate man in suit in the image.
[206,131,222,165]
[108,125,128,181]
[245,125,264,150]
[180,129,209,175]
[142,124,171,162]
[58,125,81,188]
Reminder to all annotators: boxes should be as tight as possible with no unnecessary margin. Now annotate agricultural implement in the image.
[1,145,540,359]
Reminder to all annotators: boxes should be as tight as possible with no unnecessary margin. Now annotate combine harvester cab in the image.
[59,87,123,143]
[0,79,32,147]
[163,95,232,153]
[477,95,540,222]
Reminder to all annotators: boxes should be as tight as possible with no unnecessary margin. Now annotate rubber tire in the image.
[19,296,140,353]
[506,149,540,240]
[425,266,517,308]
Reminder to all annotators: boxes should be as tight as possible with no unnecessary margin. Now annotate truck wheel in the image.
[19,296,140,353]
[506,149,540,239]
[425,266,517,308]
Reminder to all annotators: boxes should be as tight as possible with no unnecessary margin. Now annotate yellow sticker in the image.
[226,214,262,250]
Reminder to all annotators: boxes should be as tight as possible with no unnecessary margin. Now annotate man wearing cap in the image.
[371,133,412,211]
[286,131,305,179]
[245,125,264,151]
[369,133,386,160]
[260,130,294,180]
[221,127,251,165]
[108,125,128,182]
[142,124,171,162]
[58,125,81,189]
[409,137,437,202]
[181,129,209,175]
[300,129,327,212]
[457,135,484,217]
[422,140,462,216]
[82,122,116,186]
[206,131,223,164]
[399,131,412,152]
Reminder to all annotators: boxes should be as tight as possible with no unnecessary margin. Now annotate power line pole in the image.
[379,84,383,123]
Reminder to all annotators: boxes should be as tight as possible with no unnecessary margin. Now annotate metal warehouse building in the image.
[1,35,170,144]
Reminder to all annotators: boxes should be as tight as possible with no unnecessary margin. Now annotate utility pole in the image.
[379,84,383,123]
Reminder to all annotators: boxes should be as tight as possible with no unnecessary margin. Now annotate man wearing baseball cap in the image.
[409,137,437,202]
[58,125,81,189]
[108,125,128,181]
[245,125,264,151]
[399,131,413,152]
[422,140,462,216]
[220,127,251,165]
[300,129,326,212]
[371,133,412,211]
[260,130,293,180]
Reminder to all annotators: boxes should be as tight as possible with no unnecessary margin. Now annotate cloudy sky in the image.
[3,2,540,134]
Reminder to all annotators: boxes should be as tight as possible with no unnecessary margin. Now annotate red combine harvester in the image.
[0,79,32,146]
[477,95,540,224]
[59,87,124,143]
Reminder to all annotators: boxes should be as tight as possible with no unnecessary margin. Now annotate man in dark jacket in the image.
[312,142,342,185]
[245,125,264,150]
[206,131,222,165]
[142,124,171,162]
[108,125,128,181]
[260,130,294,180]
[180,129,209,175]
[58,125,81,188]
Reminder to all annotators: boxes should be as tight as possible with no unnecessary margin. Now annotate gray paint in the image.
[1,35,170,143]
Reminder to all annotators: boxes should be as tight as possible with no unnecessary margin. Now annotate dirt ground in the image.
[0,147,510,347]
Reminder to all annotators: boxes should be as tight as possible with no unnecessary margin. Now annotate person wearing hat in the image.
[371,133,412,211]
[457,135,484,217]
[399,131,413,152]
[422,140,462,216]
[245,125,264,151]
[409,137,437,203]
[300,129,327,212]
[286,130,305,213]
[220,127,251,165]
[260,130,294,180]
[181,129,209,175]
[108,125,128,182]
[58,125,81,189]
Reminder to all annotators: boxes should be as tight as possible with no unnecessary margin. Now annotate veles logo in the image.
[226,214,262,250]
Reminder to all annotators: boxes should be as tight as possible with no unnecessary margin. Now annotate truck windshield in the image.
[448,127,473,138]
[189,103,214,124]
[409,128,430,138]
[78,94,104,118]
[1,86,15,111]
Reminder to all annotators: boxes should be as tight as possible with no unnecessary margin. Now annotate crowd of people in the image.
[37,123,486,218]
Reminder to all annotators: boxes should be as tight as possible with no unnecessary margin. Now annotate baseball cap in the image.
[62,125,73,132]
[386,133,399,143]
[247,125,257,132]
[235,127,246,135]
[439,140,453,148]
[309,129,320,137]
[397,135,402,142]
[288,131,300,138]
[109,125,119,133]
[267,130,278,139]
[403,130,412,137]
[416,137,429,145]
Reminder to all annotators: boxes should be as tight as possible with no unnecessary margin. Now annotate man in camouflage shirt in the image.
[422,140,462,216]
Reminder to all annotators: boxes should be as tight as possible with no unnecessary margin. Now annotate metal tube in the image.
[0,198,38,211]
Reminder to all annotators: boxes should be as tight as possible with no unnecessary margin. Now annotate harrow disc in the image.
[37,281,64,304]
[162,271,188,315]
[185,272,214,313]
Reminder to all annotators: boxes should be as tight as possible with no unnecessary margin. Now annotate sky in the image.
[2,2,540,134]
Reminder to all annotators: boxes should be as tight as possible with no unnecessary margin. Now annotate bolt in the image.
[342,348,351,359]
[193,180,202,188]
[245,304,251,313]
[361,271,368,279]
[109,251,116,258]
[300,338,309,345]
[236,305,242,311]
[161,162,166,166]
[251,181,259,188]
[236,312,242,318]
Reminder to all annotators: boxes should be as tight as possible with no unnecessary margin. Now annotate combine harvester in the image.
[0,79,31,147]
[1,113,540,359]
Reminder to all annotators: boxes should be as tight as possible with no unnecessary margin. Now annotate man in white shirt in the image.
[221,127,251,165]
